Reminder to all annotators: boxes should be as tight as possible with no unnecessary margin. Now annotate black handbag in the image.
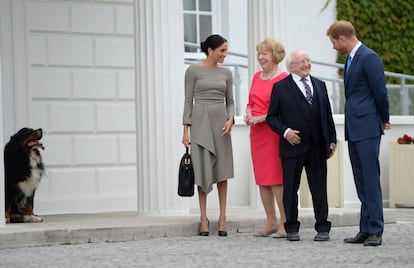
[178,147,194,197]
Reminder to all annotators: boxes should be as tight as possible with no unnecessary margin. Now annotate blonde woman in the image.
[244,38,287,238]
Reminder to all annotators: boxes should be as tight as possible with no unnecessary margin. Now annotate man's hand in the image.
[328,143,336,159]
[286,129,301,145]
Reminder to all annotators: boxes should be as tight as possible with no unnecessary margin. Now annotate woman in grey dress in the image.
[182,35,235,237]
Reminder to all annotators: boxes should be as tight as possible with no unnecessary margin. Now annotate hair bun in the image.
[200,35,227,56]
[200,41,206,53]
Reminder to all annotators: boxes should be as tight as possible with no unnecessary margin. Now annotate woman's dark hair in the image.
[200,34,227,55]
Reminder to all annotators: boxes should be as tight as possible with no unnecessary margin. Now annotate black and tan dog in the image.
[4,127,45,223]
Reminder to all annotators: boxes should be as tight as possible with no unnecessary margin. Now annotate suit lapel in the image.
[345,45,364,86]
[310,77,319,103]
[311,77,325,116]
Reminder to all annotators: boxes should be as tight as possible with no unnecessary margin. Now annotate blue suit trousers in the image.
[348,137,384,235]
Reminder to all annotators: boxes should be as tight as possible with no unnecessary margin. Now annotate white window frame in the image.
[184,0,220,60]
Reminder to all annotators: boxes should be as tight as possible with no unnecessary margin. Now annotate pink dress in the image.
[247,71,288,186]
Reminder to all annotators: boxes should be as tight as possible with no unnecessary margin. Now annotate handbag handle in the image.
[186,146,189,155]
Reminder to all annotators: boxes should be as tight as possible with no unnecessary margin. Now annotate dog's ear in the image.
[6,128,32,152]
[11,128,30,138]
[17,127,33,137]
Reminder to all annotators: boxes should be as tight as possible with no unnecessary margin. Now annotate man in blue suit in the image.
[267,50,337,242]
[327,20,390,246]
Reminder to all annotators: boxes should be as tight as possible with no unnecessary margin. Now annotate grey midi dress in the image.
[183,65,235,193]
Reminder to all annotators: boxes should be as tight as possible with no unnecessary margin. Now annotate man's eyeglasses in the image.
[291,59,311,65]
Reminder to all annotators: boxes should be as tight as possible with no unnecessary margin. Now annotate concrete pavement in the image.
[0,207,400,249]
[1,208,414,267]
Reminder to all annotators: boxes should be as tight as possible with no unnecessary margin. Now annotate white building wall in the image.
[0,44,5,225]
[5,0,137,214]
[283,0,338,77]
[1,0,411,218]
[134,0,188,214]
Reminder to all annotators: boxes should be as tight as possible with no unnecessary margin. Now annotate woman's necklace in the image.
[260,68,278,80]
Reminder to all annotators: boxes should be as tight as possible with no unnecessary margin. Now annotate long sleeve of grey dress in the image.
[182,65,235,193]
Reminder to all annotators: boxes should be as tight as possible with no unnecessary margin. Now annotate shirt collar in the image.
[349,41,362,58]
[292,73,310,83]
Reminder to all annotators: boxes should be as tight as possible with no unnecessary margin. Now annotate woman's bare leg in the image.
[259,186,278,232]
[198,187,208,232]
[217,180,228,231]
[273,184,286,235]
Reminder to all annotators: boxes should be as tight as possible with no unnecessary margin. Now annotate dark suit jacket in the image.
[344,44,389,141]
[266,74,336,158]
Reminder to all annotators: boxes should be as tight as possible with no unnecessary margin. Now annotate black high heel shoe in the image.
[199,219,209,236]
[218,230,227,237]
[218,220,227,237]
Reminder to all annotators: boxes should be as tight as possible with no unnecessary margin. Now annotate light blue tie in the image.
[346,55,352,74]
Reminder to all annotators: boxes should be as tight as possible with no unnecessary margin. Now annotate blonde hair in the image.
[256,37,286,64]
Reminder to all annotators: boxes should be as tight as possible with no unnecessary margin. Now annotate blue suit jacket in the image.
[267,74,337,158]
[344,44,389,141]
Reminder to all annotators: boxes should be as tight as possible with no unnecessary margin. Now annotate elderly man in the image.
[267,50,337,242]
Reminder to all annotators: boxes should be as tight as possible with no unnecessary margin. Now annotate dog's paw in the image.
[24,215,43,223]
[10,214,24,223]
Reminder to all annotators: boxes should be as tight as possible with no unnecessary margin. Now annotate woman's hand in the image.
[245,114,266,126]
[244,109,252,125]
[244,114,251,125]
[222,117,234,136]
[248,115,266,126]
[182,125,190,147]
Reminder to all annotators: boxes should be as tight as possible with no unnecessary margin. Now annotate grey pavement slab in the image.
[0,208,400,250]
[0,208,413,267]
